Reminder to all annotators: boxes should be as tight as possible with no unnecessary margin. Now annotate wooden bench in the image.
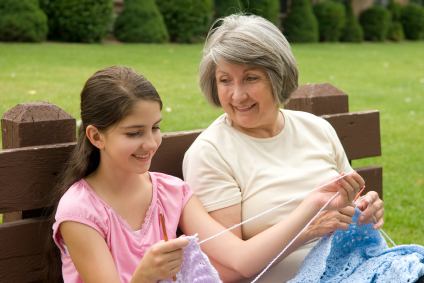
[0,83,382,283]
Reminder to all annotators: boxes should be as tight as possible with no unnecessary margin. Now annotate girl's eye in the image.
[153,126,160,130]
[126,132,140,137]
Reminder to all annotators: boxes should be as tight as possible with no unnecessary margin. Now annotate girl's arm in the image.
[60,221,188,283]
[179,172,362,279]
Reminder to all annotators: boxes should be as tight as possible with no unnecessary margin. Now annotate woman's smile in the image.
[234,103,257,112]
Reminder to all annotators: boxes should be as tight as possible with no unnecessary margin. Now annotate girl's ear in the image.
[86,125,105,150]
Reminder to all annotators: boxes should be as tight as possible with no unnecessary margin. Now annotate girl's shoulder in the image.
[55,179,107,224]
[149,172,193,207]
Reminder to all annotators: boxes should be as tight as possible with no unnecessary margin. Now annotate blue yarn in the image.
[289,209,424,283]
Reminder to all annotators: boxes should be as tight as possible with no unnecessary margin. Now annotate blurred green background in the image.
[0,42,423,245]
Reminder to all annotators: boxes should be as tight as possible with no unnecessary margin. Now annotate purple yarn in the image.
[159,234,222,283]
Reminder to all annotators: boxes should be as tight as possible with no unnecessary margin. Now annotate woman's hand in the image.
[355,191,384,230]
[310,171,364,211]
[305,204,355,238]
[132,237,189,283]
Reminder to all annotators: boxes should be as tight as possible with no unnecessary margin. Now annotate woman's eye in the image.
[247,76,258,81]
[153,126,160,130]
[220,78,229,83]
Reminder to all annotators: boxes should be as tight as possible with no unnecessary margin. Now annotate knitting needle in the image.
[354,185,366,202]
[159,213,177,282]
[330,185,366,235]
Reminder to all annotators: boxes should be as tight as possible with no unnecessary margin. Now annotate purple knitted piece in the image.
[159,234,222,283]
[289,209,424,283]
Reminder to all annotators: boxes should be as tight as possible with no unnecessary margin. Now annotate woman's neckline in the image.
[224,109,287,141]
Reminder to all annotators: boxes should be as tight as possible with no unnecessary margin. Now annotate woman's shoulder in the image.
[194,114,232,143]
[283,109,333,130]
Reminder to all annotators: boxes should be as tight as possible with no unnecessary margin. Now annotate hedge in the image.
[387,0,404,41]
[40,0,113,43]
[340,0,363,43]
[313,1,346,42]
[359,6,391,41]
[400,3,424,40]
[0,0,48,42]
[157,0,213,43]
[283,0,318,43]
[242,0,280,25]
[215,0,244,19]
[114,0,169,43]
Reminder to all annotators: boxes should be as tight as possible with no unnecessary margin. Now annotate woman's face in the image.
[215,61,280,132]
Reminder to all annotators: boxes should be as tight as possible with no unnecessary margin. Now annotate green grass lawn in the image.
[0,42,423,246]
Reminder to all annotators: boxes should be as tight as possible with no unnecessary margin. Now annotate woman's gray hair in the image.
[199,14,299,108]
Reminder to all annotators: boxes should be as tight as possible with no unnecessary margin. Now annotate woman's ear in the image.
[86,125,105,150]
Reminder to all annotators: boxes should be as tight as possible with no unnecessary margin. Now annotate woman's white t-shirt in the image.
[183,109,353,282]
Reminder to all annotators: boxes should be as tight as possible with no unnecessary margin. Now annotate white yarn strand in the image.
[199,171,355,245]
[251,192,339,283]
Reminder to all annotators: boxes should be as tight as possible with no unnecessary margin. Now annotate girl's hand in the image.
[133,237,189,283]
[356,191,384,229]
[310,171,364,211]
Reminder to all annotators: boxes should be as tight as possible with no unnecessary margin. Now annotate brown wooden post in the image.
[285,83,349,115]
[1,101,76,222]
[285,83,383,199]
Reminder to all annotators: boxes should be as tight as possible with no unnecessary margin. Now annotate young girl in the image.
[46,66,362,283]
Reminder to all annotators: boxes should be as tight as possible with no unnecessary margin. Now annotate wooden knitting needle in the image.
[159,213,176,282]
[330,185,366,235]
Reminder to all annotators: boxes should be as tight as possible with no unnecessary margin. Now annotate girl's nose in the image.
[142,132,159,151]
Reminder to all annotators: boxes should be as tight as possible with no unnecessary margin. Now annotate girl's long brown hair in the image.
[44,66,162,282]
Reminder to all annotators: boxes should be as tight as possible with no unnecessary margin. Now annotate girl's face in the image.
[100,100,162,175]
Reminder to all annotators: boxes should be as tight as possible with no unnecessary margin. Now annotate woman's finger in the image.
[373,217,384,230]
[339,177,355,203]
[338,204,355,217]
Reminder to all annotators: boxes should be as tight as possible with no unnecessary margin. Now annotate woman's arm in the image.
[60,221,189,283]
[179,173,361,279]
[206,203,314,282]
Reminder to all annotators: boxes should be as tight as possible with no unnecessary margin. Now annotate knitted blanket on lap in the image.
[289,209,424,283]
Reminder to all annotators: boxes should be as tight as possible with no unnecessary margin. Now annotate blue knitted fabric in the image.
[289,209,424,283]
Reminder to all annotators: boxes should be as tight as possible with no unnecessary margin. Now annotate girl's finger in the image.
[162,238,189,253]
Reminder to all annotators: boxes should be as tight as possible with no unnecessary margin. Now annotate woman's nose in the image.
[232,81,247,102]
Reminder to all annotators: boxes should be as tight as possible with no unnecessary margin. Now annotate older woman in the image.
[183,14,384,282]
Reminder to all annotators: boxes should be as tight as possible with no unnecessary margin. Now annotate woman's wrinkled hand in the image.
[305,204,355,239]
[132,237,189,283]
[355,191,384,230]
[310,171,364,211]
